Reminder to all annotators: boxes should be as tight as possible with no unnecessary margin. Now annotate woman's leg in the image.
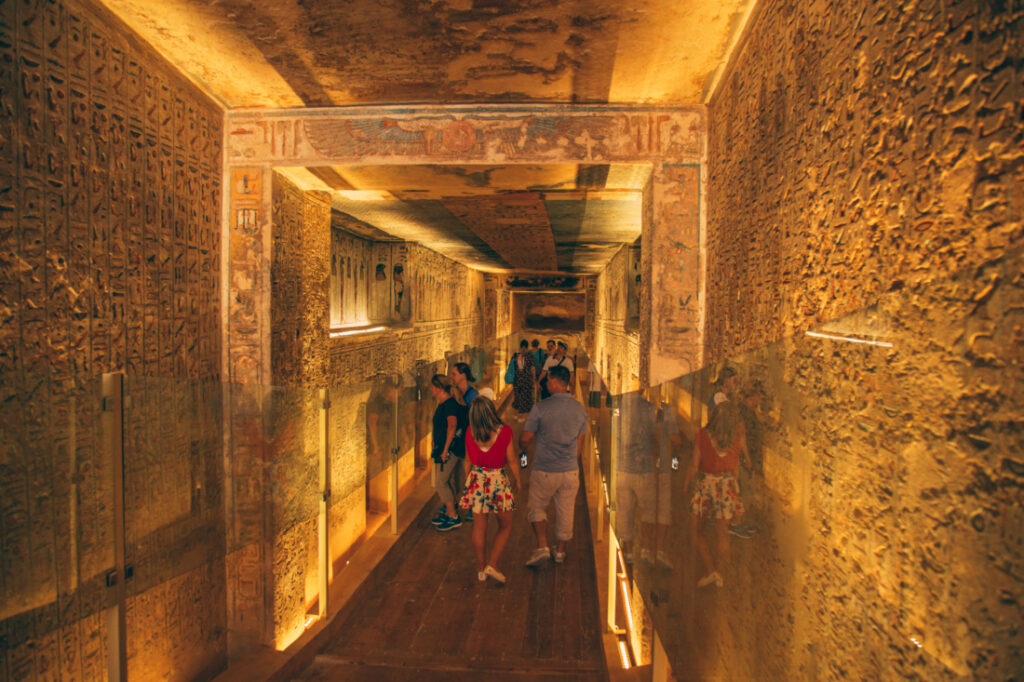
[488,511,514,568]
[472,513,488,570]
[715,518,731,567]
[691,513,714,575]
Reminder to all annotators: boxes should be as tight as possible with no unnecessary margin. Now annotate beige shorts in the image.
[527,469,580,542]
[616,471,672,533]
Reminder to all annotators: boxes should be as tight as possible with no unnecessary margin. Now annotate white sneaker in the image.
[484,565,506,584]
[553,550,566,563]
[525,546,551,567]
[477,570,487,582]
[697,571,723,588]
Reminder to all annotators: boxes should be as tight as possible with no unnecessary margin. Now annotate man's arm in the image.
[519,430,535,452]
[576,433,585,460]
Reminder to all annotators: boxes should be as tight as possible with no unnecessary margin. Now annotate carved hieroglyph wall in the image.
[0,0,225,680]
[691,0,1023,679]
[591,245,641,394]
[705,0,1022,361]
[223,172,487,652]
[652,248,1023,680]
[328,243,486,382]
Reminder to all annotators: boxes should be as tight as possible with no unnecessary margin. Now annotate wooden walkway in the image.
[293,413,607,681]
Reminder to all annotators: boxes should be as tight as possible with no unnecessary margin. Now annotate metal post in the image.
[317,389,330,617]
[606,405,620,633]
[101,373,127,682]
[390,382,400,535]
[607,522,618,634]
[593,430,604,544]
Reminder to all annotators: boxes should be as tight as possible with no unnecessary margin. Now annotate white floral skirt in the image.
[459,466,516,514]
[690,472,743,520]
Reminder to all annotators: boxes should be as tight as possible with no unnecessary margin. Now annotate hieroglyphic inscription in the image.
[227,108,704,166]
[700,0,1024,679]
[0,0,224,679]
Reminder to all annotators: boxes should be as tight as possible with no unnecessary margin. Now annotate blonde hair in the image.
[469,396,504,443]
[707,400,742,449]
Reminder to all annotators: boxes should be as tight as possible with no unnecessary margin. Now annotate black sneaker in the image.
[437,515,462,531]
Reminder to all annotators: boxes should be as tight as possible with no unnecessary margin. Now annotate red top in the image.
[697,426,743,475]
[466,424,513,469]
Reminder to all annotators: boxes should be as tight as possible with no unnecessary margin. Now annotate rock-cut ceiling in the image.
[99,0,753,274]
[282,164,649,274]
[100,0,752,108]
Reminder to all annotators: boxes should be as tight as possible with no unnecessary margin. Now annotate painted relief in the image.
[516,292,586,332]
[0,0,224,679]
[506,274,582,290]
[227,108,703,165]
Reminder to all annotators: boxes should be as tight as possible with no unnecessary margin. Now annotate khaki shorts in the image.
[616,471,671,542]
[527,469,580,542]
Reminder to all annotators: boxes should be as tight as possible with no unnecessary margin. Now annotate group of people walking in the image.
[423,347,761,592]
[508,338,576,413]
[427,344,587,585]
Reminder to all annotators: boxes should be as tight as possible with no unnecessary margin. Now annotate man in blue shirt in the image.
[520,365,588,566]
[450,362,478,404]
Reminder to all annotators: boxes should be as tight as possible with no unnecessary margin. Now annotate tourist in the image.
[531,338,547,371]
[520,365,588,566]
[510,339,537,414]
[683,401,750,587]
[427,374,467,531]
[458,395,521,584]
[616,388,680,567]
[450,361,478,404]
[539,340,575,399]
[707,366,738,413]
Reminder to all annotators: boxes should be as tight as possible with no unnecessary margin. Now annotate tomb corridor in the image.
[1,0,1021,680]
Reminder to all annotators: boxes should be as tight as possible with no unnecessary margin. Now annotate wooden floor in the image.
[293,412,607,682]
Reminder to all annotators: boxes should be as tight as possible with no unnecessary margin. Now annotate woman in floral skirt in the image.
[682,400,750,588]
[459,395,521,584]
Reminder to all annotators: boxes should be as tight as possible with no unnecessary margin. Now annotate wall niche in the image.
[330,225,411,328]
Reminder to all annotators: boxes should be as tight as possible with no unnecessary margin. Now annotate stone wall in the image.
[651,247,1023,680]
[706,0,1022,361]
[0,0,225,679]
[329,243,485,382]
[687,0,1023,679]
[263,174,330,648]
[249,184,488,650]
[591,245,641,394]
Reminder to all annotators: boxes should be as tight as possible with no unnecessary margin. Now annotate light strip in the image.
[804,331,893,348]
[619,577,635,635]
[330,325,386,338]
[618,640,632,670]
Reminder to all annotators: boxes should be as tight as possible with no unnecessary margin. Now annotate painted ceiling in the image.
[282,164,647,274]
[98,0,752,274]
[99,0,752,108]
